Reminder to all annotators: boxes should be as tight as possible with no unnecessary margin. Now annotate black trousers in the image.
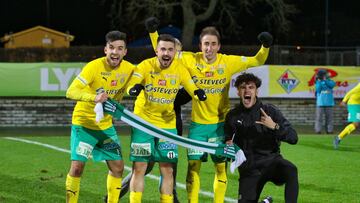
[238,156,298,203]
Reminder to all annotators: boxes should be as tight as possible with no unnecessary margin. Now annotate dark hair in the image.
[316,69,327,79]
[105,31,127,45]
[157,34,176,45]
[234,73,262,88]
[199,26,221,43]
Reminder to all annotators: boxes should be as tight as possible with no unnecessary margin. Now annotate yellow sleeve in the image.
[126,63,145,94]
[66,65,96,102]
[246,45,269,66]
[149,31,159,51]
[343,83,360,103]
[229,46,269,75]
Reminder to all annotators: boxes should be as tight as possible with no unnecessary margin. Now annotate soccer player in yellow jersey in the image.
[65,31,135,203]
[145,17,272,203]
[334,82,360,149]
[126,34,206,203]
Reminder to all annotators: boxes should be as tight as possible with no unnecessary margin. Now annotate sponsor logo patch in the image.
[131,143,151,156]
[158,143,177,150]
[205,72,214,77]
[277,69,300,94]
[76,142,93,158]
[158,79,166,86]
[111,80,117,86]
[188,148,204,156]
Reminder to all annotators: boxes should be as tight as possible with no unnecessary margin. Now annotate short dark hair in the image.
[199,26,221,43]
[105,31,127,45]
[316,69,327,78]
[157,34,176,45]
[234,73,262,88]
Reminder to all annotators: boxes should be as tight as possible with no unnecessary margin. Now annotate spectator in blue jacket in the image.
[315,69,336,134]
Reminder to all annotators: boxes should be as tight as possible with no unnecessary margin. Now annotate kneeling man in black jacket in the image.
[225,73,298,203]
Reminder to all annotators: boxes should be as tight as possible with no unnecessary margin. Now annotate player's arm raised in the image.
[244,32,272,67]
[145,17,160,51]
[227,32,272,75]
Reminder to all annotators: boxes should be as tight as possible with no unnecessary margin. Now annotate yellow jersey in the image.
[127,57,198,128]
[343,83,360,105]
[66,57,135,130]
[149,31,269,124]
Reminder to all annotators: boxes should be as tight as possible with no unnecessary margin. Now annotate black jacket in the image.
[224,100,298,171]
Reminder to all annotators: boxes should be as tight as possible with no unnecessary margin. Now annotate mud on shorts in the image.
[130,127,178,163]
[187,122,226,163]
[70,125,122,162]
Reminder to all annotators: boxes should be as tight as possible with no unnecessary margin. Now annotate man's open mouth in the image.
[244,95,251,104]
[162,56,171,62]
[111,56,120,62]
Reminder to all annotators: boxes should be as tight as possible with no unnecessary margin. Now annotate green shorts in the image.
[187,122,226,163]
[348,104,360,122]
[70,125,122,162]
[130,127,178,163]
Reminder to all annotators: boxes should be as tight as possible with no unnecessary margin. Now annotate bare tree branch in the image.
[103,0,297,47]
[196,0,218,22]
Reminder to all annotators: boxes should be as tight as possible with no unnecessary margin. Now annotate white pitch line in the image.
[3,137,237,202]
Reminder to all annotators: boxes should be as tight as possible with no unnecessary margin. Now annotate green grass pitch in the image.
[0,131,360,203]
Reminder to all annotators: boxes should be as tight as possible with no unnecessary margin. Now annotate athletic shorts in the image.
[130,127,178,163]
[187,122,226,163]
[70,125,122,162]
[347,104,360,122]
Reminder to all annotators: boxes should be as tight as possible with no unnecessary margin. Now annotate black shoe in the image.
[326,131,333,134]
[316,131,321,134]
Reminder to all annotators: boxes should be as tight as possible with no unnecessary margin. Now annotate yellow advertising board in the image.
[230,65,360,98]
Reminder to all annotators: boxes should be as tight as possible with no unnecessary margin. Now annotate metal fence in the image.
[0,45,359,66]
[271,45,360,66]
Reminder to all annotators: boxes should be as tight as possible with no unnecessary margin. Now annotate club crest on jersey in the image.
[120,77,125,83]
[111,80,117,86]
[217,68,224,75]
[158,79,166,86]
[170,79,176,85]
[205,72,214,77]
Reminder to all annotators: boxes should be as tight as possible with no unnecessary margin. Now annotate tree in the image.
[105,0,297,48]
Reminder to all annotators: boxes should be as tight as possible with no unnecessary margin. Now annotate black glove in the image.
[129,84,144,96]
[145,17,160,33]
[194,89,207,101]
[257,32,273,48]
